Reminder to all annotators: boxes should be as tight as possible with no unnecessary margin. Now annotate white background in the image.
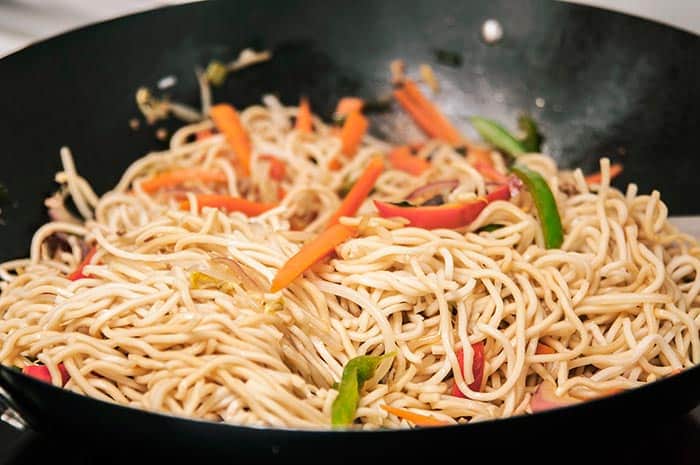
[0,0,698,57]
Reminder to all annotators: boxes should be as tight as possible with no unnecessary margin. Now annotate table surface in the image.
[0,1,698,463]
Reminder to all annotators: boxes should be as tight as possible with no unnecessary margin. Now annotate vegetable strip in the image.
[180,195,276,216]
[68,246,97,281]
[271,224,356,292]
[210,104,252,176]
[511,164,563,248]
[141,169,227,193]
[327,156,384,227]
[389,146,430,175]
[340,110,369,156]
[380,404,447,427]
[295,97,313,133]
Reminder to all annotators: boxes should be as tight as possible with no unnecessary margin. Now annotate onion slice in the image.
[406,179,459,205]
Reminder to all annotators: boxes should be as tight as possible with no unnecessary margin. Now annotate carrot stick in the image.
[535,343,556,355]
[270,224,356,292]
[473,161,509,184]
[584,164,623,185]
[380,404,446,427]
[68,246,97,281]
[210,104,252,176]
[295,97,313,133]
[327,156,384,227]
[393,88,445,141]
[180,195,276,216]
[335,97,364,117]
[401,79,463,145]
[259,155,286,181]
[340,110,369,157]
[467,146,494,168]
[389,146,430,176]
[141,169,228,193]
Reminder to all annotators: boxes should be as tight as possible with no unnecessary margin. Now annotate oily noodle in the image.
[0,96,699,429]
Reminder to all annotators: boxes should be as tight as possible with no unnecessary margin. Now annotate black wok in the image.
[0,1,699,463]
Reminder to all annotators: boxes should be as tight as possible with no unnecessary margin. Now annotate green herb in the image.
[476,223,504,233]
[470,117,526,158]
[205,60,229,87]
[434,49,463,67]
[517,115,543,153]
[332,381,339,390]
[331,352,396,426]
[511,164,563,248]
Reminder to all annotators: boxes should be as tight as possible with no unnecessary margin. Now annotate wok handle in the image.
[0,384,29,430]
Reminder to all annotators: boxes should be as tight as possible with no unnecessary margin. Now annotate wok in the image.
[0,0,699,463]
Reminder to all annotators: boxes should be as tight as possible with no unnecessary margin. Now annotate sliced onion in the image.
[406,180,459,205]
[211,257,264,292]
[45,191,81,224]
[530,381,579,413]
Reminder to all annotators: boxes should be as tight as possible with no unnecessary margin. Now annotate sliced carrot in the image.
[270,224,356,292]
[335,97,364,117]
[210,104,252,176]
[467,146,494,168]
[68,246,97,281]
[328,157,343,171]
[140,169,228,193]
[340,110,369,157]
[535,343,556,355]
[196,129,213,140]
[259,155,286,181]
[393,88,445,141]
[584,164,623,185]
[389,146,430,176]
[327,156,384,227]
[401,79,463,145]
[473,161,509,184]
[597,388,625,398]
[180,195,276,216]
[295,97,313,133]
[380,404,446,427]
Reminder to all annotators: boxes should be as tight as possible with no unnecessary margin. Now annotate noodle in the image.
[0,95,698,430]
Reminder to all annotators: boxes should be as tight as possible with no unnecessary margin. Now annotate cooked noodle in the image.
[0,95,698,429]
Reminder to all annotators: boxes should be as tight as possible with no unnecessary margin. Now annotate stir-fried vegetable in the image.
[389,146,431,176]
[472,161,509,184]
[259,155,286,181]
[584,163,623,185]
[68,246,97,281]
[530,381,579,413]
[335,97,364,118]
[140,169,228,193]
[295,97,313,133]
[374,180,518,229]
[517,115,543,153]
[205,60,228,86]
[271,224,356,292]
[394,79,463,145]
[470,117,525,157]
[511,164,563,249]
[380,404,447,427]
[22,364,70,386]
[332,353,395,426]
[535,343,556,355]
[452,341,485,396]
[327,156,384,227]
[180,195,276,216]
[210,104,252,176]
[406,180,459,205]
[340,110,369,157]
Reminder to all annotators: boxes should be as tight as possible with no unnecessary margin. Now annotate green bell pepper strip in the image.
[470,117,526,157]
[517,115,543,153]
[331,352,396,426]
[511,164,564,249]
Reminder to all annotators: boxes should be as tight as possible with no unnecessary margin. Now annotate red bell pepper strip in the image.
[22,364,70,386]
[68,246,97,281]
[452,341,485,397]
[374,179,518,229]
